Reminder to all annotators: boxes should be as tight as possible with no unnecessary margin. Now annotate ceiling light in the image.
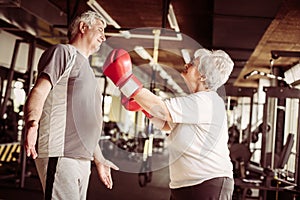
[134,46,153,61]
[244,70,259,79]
[168,4,180,32]
[105,30,182,41]
[120,30,131,39]
[181,49,191,64]
[284,63,300,85]
[87,0,121,29]
[244,70,287,83]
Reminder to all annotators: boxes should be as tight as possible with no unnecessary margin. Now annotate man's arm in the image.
[24,74,52,159]
[93,144,119,189]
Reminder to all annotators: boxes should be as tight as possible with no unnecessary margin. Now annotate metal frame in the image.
[261,87,300,187]
[225,85,257,146]
[227,86,300,199]
[0,39,36,188]
[258,86,300,200]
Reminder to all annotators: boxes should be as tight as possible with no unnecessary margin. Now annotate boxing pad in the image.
[103,49,142,98]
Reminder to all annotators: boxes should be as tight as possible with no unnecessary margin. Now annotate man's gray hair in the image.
[194,48,234,91]
[68,10,107,41]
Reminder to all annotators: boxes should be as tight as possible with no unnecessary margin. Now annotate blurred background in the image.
[0,0,300,199]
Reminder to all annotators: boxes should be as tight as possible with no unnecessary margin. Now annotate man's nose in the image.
[100,34,106,42]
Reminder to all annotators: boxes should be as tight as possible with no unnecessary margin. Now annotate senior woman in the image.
[104,47,235,200]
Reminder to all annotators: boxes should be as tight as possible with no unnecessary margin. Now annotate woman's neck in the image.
[193,81,209,93]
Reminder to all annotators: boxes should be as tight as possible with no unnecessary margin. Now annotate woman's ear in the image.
[200,74,207,81]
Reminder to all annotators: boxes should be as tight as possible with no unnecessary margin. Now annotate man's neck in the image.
[69,39,89,58]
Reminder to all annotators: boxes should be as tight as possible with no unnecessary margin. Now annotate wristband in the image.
[120,75,142,98]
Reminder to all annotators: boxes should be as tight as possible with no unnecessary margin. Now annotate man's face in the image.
[85,19,106,54]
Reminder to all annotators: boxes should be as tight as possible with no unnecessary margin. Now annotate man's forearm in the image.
[93,143,106,164]
[24,75,52,125]
[24,90,44,124]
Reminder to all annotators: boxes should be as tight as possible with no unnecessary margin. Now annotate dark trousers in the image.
[170,177,234,200]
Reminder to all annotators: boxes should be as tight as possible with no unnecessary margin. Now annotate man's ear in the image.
[79,22,86,33]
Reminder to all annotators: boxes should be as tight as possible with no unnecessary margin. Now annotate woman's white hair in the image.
[194,48,234,91]
[68,10,106,41]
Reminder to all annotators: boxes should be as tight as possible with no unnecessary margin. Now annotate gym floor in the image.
[0,160,170,200]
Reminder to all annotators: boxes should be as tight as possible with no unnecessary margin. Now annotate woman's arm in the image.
[149,116,171,131]
[134,88,172,122]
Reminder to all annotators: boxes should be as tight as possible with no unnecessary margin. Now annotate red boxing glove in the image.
[121,95,142,112]
[121,94,166,129]
[121,94,152,118]
[103,49,142,98]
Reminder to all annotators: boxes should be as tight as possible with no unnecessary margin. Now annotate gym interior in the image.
[0,0,300,199]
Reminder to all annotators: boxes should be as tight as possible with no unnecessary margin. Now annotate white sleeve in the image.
[164,92,217,124]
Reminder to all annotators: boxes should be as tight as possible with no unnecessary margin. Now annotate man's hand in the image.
[25,120,39,159]
[95,159,119,189]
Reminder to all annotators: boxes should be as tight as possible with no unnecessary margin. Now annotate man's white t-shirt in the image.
[164,91,233,189]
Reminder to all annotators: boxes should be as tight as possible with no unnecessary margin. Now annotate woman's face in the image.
[181,58,202,92]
